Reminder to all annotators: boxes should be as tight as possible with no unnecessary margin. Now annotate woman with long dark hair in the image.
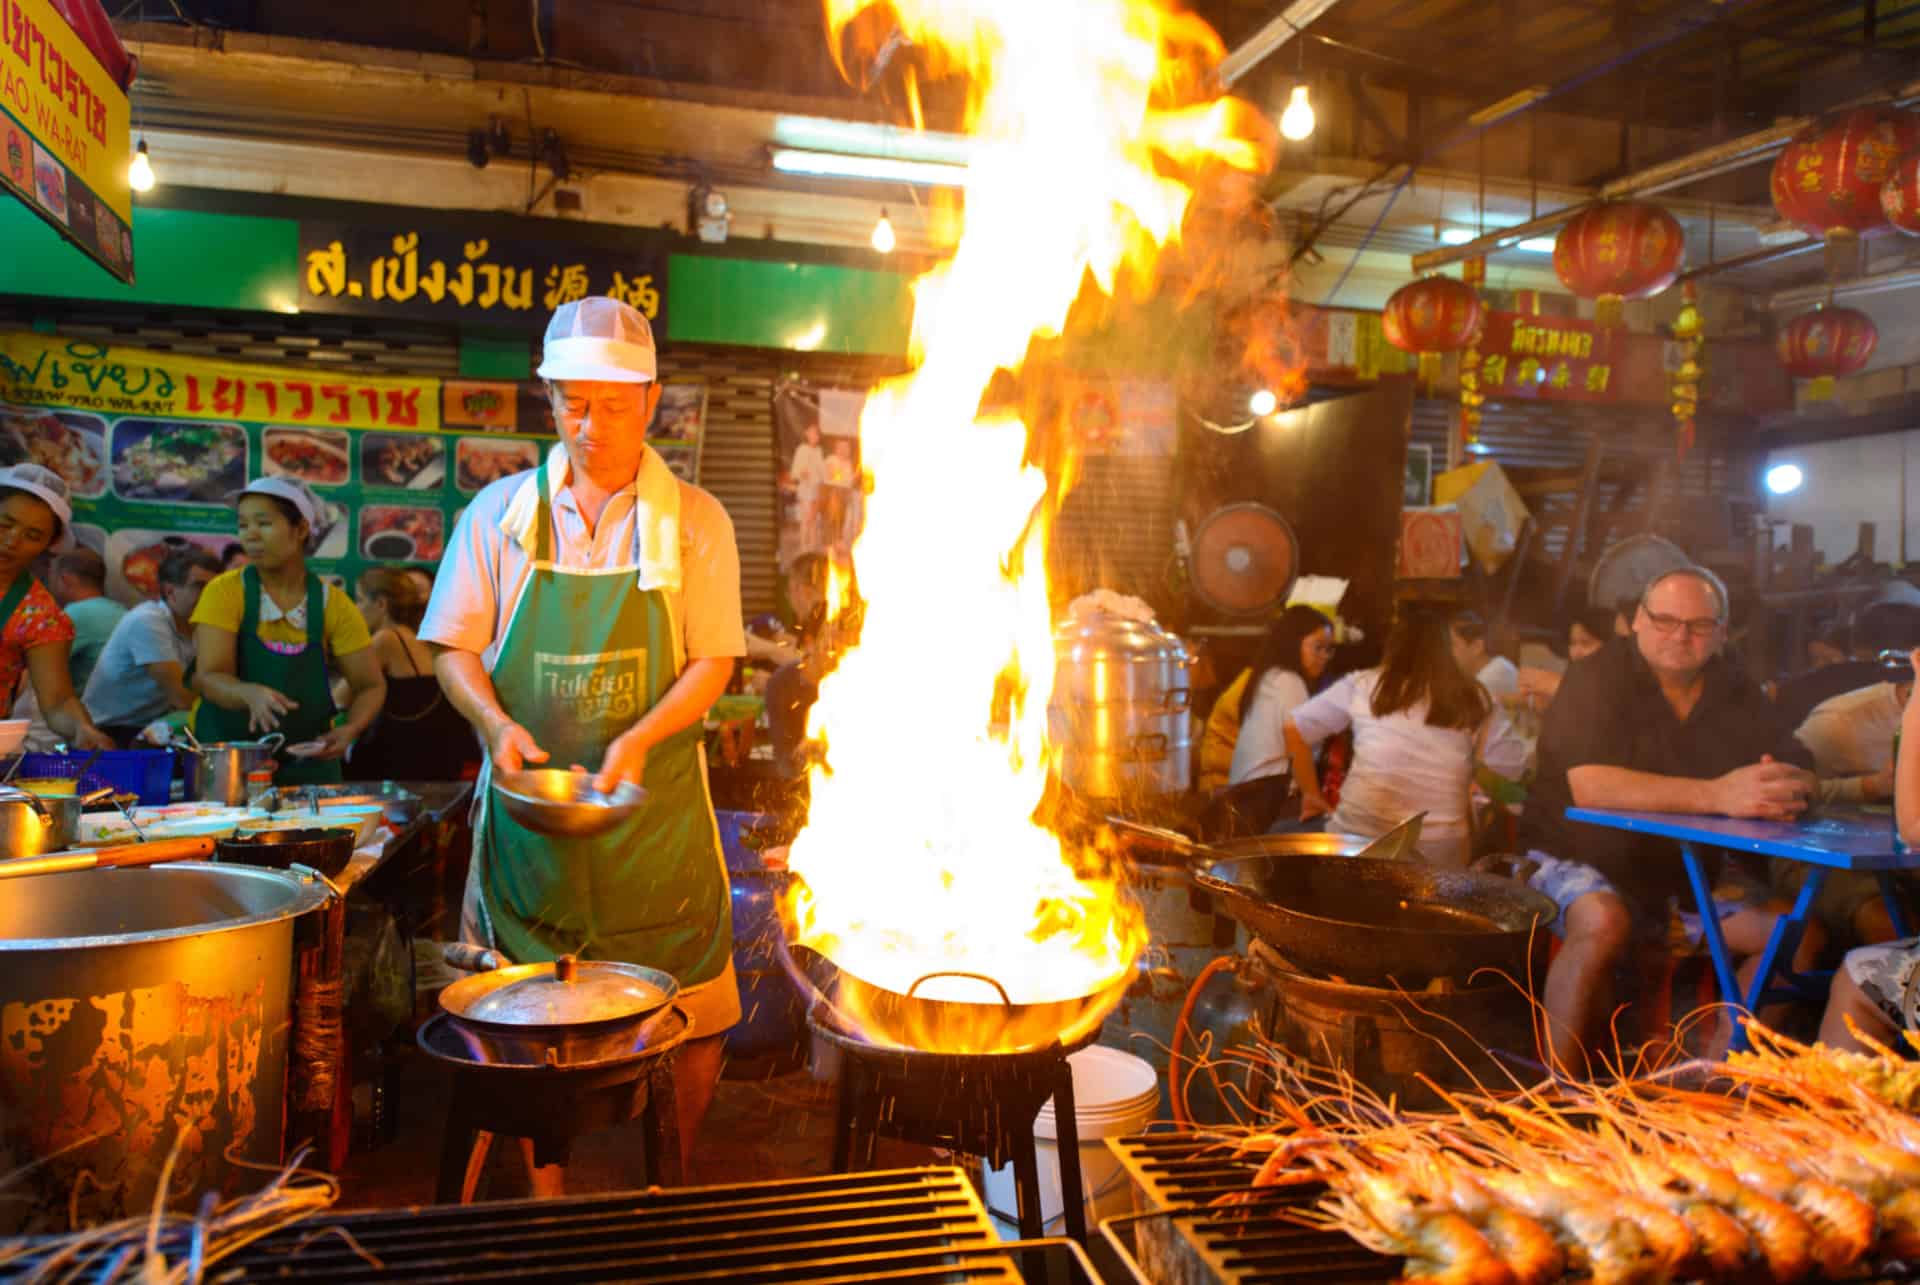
[1285,603,1526,867]
[1228,605,1337,786]
[343,566,478,781]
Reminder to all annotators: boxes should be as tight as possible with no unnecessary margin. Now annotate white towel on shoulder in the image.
[497,442,683,595]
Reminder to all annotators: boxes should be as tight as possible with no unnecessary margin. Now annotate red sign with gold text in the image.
[1472,311,1619,404]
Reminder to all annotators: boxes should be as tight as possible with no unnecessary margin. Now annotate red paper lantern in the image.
[1552,202,1685,327]
[1382,275,1483,383]
[1776,305,1878,400]
[1772,106,1920,277]
[1881,150,1920,235]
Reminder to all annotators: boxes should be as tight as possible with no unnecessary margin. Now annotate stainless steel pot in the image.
[0,784,112,858]
[185,733,285,804]
[0,861,327,1232]
[1050,614,1193,799]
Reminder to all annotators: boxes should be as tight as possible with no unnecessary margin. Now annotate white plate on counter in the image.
[78,806,266,847]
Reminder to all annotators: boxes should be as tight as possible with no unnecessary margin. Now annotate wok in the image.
[1194,840,1556,987]
[438,944,680,1066]
[784,941,1126,1055]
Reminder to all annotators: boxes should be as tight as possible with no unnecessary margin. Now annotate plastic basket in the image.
[9,750,174,805]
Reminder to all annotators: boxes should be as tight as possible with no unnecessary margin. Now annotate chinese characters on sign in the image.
[0,0,132,283]
[1472,311,1619,404]
[297,224,668,330]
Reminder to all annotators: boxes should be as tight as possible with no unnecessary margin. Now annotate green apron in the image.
[192,567,341,785]
[471,461,729,982]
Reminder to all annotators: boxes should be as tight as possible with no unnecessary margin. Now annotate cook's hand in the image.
[73,724,114,752]
[1713,754,1815,821]
[1298,790,1332,821]
[302,725,357,761]
[242,683,298,733]
[586,731,648,795]
[488,720,549,773]
[1866,765,1895,802]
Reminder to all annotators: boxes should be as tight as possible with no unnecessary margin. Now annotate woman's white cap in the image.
[231,476,322,529]
[537,296,657,383]
[0,464,75,551]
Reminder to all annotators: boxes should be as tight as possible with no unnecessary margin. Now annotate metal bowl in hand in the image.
[492,769,647,838]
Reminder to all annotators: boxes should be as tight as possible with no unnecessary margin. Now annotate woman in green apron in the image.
[192,477,386,785]
[0,465,112,751]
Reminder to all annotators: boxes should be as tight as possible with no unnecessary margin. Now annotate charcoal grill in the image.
[1101,1131,1400,1284]
[0,1167,1100,1282]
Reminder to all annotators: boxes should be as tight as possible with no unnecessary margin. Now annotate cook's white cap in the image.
[537,296,657,383]
[0,464,74,551]
[231,476,322,529]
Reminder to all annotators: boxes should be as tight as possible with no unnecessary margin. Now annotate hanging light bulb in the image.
[1279,85,1315,142]
[128,139,155,193]
[871,209,896,254]
[1248,388,1278,417]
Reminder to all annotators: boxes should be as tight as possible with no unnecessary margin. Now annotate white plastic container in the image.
[981,1044,1160,1239]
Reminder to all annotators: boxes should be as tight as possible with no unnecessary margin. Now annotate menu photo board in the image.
[0,331,553,601]
[1,0,133,282]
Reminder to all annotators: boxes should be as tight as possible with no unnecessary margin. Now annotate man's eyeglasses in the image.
[1641,609,1721,639]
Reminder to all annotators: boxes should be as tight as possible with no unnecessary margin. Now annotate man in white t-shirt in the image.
[83,548,220,745]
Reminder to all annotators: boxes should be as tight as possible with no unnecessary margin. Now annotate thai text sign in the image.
[298,223,668,331]
[0,331,441,430]
[0,0,131,282]
[1473,311,1619,404]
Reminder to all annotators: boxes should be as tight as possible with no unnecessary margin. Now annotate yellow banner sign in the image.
[1,0,131,278]
[0,332,442,432]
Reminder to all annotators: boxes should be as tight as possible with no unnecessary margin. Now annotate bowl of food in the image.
[493,769,647,838]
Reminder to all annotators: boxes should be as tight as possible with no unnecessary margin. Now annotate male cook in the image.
[421,297,744,1181]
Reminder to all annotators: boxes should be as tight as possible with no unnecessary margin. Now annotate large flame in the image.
[786,0,1273,1053]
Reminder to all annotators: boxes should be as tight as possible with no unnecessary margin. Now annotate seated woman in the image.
[1517,605,1616,710]
[1204,606,1336,834]
[1821,647,1920,1053]
[193,478,386,785]
[1285,604,1527,869]
[0,465,111,750]
[342,566,478,782]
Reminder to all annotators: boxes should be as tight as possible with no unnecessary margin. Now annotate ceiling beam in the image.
[1220,0,1348,86]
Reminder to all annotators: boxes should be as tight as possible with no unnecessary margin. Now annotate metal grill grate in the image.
[1101,1133,1400,1285]
[2,1168,1076,1284]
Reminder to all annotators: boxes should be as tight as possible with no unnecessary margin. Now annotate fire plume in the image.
[786,0,1272,1052]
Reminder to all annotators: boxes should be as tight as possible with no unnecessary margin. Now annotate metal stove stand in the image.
[3,1167,1096,1283]
[1101,1132,1399,1285]
[811,1013,1095,1244]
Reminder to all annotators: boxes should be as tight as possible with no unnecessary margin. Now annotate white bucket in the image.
[981,1044,1160,1239]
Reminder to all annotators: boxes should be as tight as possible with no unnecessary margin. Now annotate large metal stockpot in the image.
[0,861,328,1233]
[1049,614,1193,799]
[186,733,284,804]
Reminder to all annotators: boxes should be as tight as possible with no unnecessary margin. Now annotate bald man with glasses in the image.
[1516,566,1821,1073]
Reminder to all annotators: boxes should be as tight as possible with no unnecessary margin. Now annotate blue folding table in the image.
[1565,807,1917,1053]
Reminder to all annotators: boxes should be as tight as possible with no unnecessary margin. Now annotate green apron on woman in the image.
[193,567,341,785]
[466,461,730,983]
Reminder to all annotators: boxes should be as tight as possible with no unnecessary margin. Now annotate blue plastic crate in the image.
[9,750,174,805]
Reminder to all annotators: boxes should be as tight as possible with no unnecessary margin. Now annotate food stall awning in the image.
[2,0,137,283]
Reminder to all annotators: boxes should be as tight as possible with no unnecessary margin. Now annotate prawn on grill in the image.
[1310,1171,1515,1285]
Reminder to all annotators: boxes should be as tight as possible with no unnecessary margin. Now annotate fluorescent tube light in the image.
[770,148,971,187]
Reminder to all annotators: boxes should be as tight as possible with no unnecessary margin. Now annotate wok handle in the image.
[906,970,1014,1010]
[0,835,215,879]
[443,942,504,973]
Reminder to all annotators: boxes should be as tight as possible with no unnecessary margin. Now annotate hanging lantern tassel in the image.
[1418,350,1442,387]
[1808,374,1838,401]
[1825,227,1866,282]
[1595,293,1626,329]
[1670,281,1705,457]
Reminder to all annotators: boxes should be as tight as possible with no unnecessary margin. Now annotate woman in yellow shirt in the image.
[191,478,386,784]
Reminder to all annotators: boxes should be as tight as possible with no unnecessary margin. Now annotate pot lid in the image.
[461,955,674,1027]
[1053,615,1189,663]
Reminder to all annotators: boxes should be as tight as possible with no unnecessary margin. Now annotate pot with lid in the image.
[438,944,681,1065]
[185,733,285,805]
[1049,613,1193,799]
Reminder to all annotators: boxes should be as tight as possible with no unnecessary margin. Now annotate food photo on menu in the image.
[455,436,541,493]
[359,505,445,561]
[105,531,240,602]
[110,420,249,504]
[263,427,352,487]
[0,407,108,497]
[360,432,445,490]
